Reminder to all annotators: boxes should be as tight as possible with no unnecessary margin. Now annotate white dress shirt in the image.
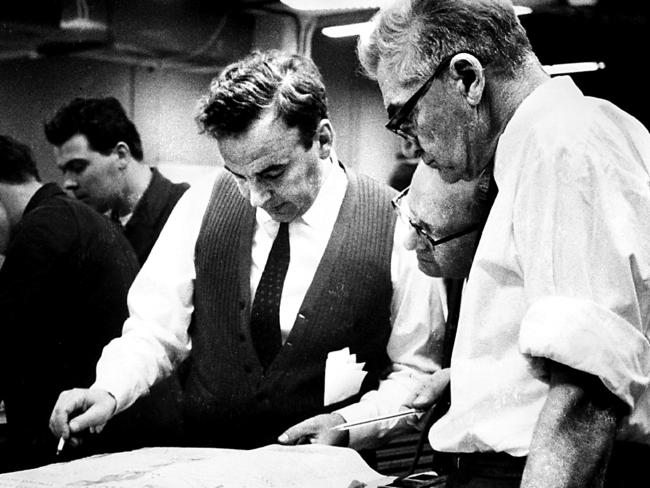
[94,161,445,449]
[429,77,650,455]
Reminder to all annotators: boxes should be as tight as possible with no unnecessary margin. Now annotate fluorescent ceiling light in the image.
[543,61,605,75]
[322,21,374,38]
[513,6,533,15]
[284,0,533,14]
[280,0,387,11]
[322,5,533,39]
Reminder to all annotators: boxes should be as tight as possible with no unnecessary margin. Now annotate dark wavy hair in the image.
[44,97,143,161]
[0,135,40,184]
[196,50,329,149]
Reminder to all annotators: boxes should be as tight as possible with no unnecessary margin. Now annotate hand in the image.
[278,413,349,446]
[404,368,450,430]
[49,388,117,447]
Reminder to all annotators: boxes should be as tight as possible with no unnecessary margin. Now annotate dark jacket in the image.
[0,183,139,471]
[122,167,189,265]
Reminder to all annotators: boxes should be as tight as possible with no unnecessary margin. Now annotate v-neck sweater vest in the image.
[183,168,396,448]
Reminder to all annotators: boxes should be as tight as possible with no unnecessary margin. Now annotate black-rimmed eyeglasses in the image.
[385,52,483,141]
[391,186,482,248]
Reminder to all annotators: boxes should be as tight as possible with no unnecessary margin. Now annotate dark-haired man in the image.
[0,135,139,471]
[44,97,189,265]
[49,50,445,452]
[44,97,190,451]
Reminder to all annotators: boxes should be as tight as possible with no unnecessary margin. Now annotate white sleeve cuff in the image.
[520,295,650,409]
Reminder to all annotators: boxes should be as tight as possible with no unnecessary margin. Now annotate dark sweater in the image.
[182,167,397,448]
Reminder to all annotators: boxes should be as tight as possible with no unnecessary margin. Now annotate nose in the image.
[403,225,428,252]
[410,138,424,160]
[247,180,272,208]
[62,174,78,193]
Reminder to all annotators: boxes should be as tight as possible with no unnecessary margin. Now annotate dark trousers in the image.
[431,442,649,488]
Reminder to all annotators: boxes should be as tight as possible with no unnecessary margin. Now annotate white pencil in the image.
[56,437,65,456]
[331,409,423,431]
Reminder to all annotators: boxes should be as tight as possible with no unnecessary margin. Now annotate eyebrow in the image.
[225,163,286,179]
[59,158,89,171]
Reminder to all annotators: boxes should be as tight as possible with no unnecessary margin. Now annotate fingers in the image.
[406,368,451,410]
[70,400,113,433]
[278,417,319,445]
[49,388,116,440]
[278,413,348,446]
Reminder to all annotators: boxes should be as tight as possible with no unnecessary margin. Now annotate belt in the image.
[432,451,526,480]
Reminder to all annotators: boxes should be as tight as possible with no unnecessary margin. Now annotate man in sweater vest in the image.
[48,50,446,452]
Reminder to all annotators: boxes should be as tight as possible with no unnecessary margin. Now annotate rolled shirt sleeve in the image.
[514,128,650,410]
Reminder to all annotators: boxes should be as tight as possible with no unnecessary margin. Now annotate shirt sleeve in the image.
[92,172,220,413]
[514,133,650,409]
[336,217,446,449]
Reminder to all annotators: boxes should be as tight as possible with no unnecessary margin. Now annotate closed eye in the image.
[62,159,89,175]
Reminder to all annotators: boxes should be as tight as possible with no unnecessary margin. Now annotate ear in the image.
[448,53,486,107]
[315,119,334,159]
[113,142,131,169]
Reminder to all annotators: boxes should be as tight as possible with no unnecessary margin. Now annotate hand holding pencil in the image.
[49,388,117,452]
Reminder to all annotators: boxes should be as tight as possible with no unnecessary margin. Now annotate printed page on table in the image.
[0,444,395,488]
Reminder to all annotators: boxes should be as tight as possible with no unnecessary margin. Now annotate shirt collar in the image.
[255,158,348,235]
[495,76,583,182]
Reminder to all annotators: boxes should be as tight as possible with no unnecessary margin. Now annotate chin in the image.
[416,255,441,277]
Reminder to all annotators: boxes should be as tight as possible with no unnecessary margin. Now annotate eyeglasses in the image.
[391,186,482,248]
[385,52,483,141]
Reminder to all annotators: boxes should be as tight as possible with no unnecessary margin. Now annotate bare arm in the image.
[521,361,626,488]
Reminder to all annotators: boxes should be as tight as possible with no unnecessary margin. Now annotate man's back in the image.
[0,183,139,471]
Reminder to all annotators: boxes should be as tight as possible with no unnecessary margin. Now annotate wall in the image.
[0,23,399,189]
[311,30,401,185]
[0,56,220,186]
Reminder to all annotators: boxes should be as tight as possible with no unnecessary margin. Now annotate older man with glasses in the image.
[359,0,650,487]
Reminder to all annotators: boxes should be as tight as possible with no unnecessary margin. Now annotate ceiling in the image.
[0,0,647,73]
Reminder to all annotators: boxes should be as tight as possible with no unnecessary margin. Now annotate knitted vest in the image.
[183,167,396,448]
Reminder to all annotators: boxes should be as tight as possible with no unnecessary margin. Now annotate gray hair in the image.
[358,0,534,85]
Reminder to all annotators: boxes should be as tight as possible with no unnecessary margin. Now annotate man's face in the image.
[377,59,487,184]
[53,133,123,213]
[218,112,331,223]
[402,161,485,277]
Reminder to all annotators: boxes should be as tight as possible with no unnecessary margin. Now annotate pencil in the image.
[56,437,65,456]
[331,409,422,431]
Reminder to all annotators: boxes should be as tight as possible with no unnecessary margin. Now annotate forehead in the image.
[53,134,94,163]
[376,59,420,110]
[218,112,303,174]
[408,163,478,219]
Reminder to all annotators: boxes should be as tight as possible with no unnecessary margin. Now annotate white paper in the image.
[0,444,394,488]
[324,347,368,406]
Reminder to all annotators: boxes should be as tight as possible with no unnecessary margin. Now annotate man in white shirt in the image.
[359,0,650,486]
[49,50,444,453]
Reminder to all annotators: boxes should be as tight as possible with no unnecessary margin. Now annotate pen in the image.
[331,409,423,431]
[56,437,65,456]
